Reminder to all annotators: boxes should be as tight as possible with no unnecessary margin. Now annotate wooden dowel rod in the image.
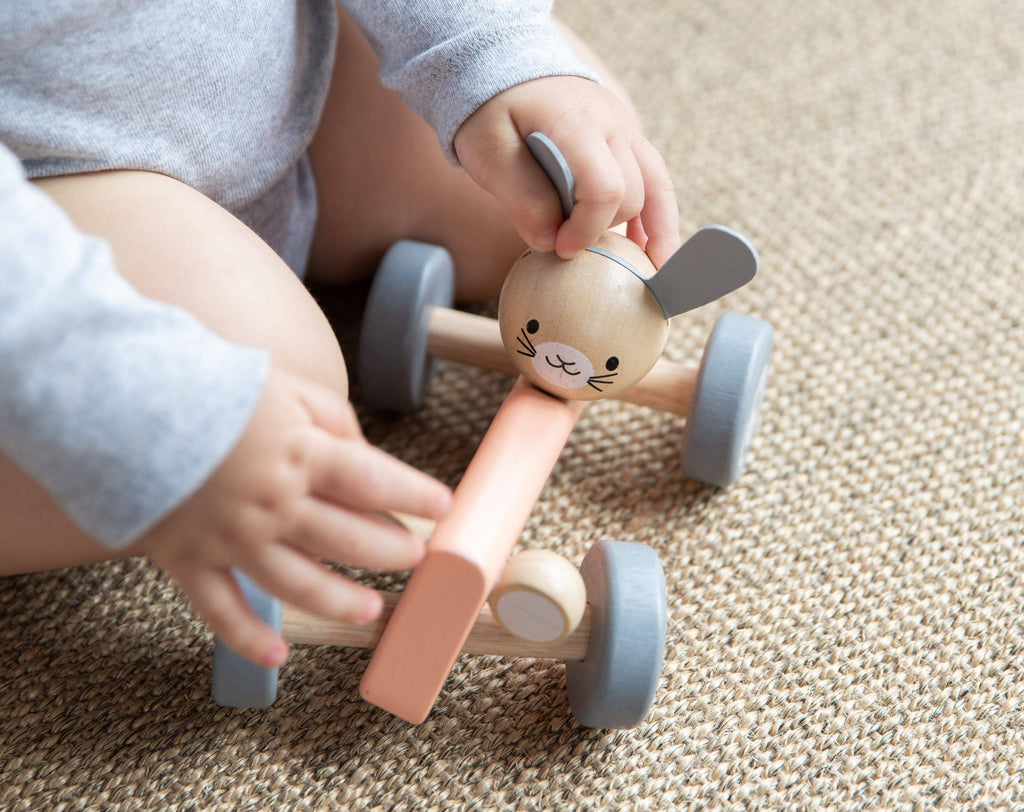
[427,306,698,416]
[427,306,517,376]
[281,592,591,662]
[627,356,699,416]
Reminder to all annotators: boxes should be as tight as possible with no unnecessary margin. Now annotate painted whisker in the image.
[512,331,536,354]
[585,370,618,392]
[516,329,536,357]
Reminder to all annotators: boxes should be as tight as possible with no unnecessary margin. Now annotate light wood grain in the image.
[282,592,591,661]
[428,306,698,415]
[488,550,587,643]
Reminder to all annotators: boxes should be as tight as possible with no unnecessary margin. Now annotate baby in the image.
[0,1,680,669]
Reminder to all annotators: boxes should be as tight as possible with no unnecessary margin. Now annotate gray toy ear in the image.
[647,225,760,319]
[523,133,759,319]
[526,132,575,219]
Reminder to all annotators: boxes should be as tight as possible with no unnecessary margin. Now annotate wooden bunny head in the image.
[497,133,760,402]
[498,223,760,401]
[498,231,668,400]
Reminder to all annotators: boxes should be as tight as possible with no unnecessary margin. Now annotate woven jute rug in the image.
[3,0,1023,808]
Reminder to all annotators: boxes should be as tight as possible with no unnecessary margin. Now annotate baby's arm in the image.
[0,144,267,546]
[340,0,681,267]
[0,145,450,665]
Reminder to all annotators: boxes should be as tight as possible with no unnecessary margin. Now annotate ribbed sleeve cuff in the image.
[381,18,603,163]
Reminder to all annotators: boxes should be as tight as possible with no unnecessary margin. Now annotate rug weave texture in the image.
[3,0,1023,809]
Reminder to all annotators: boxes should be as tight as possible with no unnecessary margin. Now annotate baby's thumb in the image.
[284,371,364,440]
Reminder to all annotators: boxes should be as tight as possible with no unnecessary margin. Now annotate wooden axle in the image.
[282,592,591,662]
[427,306,698,416]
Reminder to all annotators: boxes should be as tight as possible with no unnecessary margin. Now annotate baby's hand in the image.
[136,367,452,668]
[453,76,682,268]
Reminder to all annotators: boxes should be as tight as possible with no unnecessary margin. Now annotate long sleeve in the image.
[0,144,270,547]
[340,0,603,162]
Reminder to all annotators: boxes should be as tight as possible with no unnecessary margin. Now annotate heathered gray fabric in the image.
[0,1,598,547]
[342,0,603,161]
[0,146,272,546]
[0,0,338,273]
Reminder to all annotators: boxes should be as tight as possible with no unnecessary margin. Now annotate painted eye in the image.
[526,319,540,334]
[605,357,620,371]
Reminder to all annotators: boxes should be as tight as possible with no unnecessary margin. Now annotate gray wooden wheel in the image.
[357,240,455,412]
[681,312,774,486]
[565,540,667,729]
[211,571,282,708]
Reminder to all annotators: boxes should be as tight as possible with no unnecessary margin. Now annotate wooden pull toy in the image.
[355,134,773,486]
[211,132,774,730]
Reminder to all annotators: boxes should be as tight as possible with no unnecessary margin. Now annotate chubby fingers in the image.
[457,125,647,256]
[227,504,430,664]
[171,504,423,669]
[258,434,451,586]
[552,131,644,258]
[286,371,364,440]
[630,137,682,268]
[183,568,291,667]
[180,563,384,669]
[288,499,428,572]
[454,75,682,262]
[308,435,452,520]
[551,130,683,266]
[455,122,567,253]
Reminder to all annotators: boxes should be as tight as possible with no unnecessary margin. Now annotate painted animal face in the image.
[498,232,670,401]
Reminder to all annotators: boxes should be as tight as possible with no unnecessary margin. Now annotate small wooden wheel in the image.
[488,550,587,644]
[357,240,455,412]
[681,312,774,485]
[565,540,667,729]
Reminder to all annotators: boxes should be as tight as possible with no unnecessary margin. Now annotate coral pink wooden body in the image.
[359,377,586,723]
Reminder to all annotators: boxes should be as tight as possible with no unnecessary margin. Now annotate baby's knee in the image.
[288,306,351,399]
[37,169,351,398]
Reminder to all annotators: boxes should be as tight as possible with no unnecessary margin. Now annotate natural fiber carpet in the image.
[3,0,1023,808]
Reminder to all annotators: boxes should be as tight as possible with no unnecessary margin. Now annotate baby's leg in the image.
[307,9,631,301]
[0,170,349,575]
